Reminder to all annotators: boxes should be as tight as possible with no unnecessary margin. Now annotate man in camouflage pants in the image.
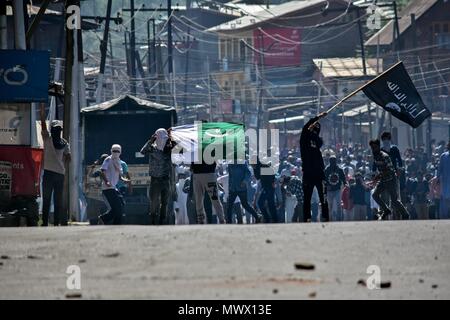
[370,139,409,220]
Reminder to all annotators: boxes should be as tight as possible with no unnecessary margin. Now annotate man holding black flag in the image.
[300,112,329,222]
[298,61,430,222]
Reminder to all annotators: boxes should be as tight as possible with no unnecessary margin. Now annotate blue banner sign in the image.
[0,50,50,102]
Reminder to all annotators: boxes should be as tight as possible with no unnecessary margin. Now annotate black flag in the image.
[362,61,431,128]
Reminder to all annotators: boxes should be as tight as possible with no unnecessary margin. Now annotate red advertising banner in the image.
[219,99,233,114]
[0,146,43,197]
[253,28,301,67]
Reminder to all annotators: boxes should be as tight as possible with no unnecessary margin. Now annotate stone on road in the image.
[0,221,449,299]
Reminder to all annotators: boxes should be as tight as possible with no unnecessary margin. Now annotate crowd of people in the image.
[88,114,450,225]
[38,100,450,225]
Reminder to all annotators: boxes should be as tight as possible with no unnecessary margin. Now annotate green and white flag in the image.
[171,122,245,164]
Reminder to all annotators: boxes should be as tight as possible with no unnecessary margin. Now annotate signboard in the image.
[253,28,301,67]
[84,164,150,199]
[0,103,31,145]
[0,161,12,201]
[0,50,50,102]
[219,99,233,114]
[0,146,43,197]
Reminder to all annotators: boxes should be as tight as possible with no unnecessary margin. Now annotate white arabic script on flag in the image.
[386,81,427,119]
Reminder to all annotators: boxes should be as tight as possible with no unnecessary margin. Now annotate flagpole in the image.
[308,61,403,130]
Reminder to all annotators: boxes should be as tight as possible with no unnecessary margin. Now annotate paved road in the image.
[0,221,448,299]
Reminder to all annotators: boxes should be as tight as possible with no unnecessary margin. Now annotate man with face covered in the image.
[370,139,409,220]
[40,104,71,226]
[98,144,125,225]
[140,128,176,225]
[300,112,329,222]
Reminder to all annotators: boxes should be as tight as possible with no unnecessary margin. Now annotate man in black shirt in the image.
[300,112,329,222]
[191,161,226,224]
[253,159,278,223]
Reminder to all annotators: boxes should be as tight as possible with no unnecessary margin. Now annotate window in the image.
[226,39,232,59]
[434,24,441,33]
[219,39,226,60]
[233,39,239,60]
[436,33,450,49]
[234,80,241,99]
[240,40,246,62]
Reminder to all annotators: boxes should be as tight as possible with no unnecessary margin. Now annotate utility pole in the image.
[135,51,151,98]
[147,18,155,75]
[257,33,265,135]
[124,3,178,102]
[182,1,192,118]
[207,56,212,121]
[376,34,386,137]
[391,1,401,137]
[317,61,323,114]
[411,13,420,148]
[12,0,39,147]
[11,0,25,47]
[109,37,117,97]
[95,0,112,103]
[62,0,77,224]
[182,34,190,114]
[167,0,173,75]
[124,30,130,77]
[129,0,137,95]
[48,58,62,121]
[0,0,6,49]
[357,8,371,139]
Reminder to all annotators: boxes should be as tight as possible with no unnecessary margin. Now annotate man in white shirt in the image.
[98,144,124,225]
[40,104,70,226]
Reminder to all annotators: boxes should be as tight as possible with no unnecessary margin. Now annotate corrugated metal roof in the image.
[208,0,333,32]
[338,102,377,117]
[81,95,175,113]
[365,0,440,47]
[313,58,381,77]
[6,4,62,15]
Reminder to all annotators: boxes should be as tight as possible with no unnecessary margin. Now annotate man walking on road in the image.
[99,144,124,225]
[140,128,176,225]
[226,162,261,224]
[191,159,226,224]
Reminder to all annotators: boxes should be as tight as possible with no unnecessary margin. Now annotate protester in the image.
[349,173,368,221]
[225,162,261,224]
[116,158,132,196]
[98,144,124,225]
[280,170,297,223]
[300,112,329,222]
[253,159,278,223]
[437,140,450,219]
[370,139,409,220]
[174,166,189,225]
[324,155,346,221]
[40,104,71,226]
[288,168,304,223]
[341,181,353,221]
[191,158,226,224]
[140,128,176,225]
[413,171,430,220]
